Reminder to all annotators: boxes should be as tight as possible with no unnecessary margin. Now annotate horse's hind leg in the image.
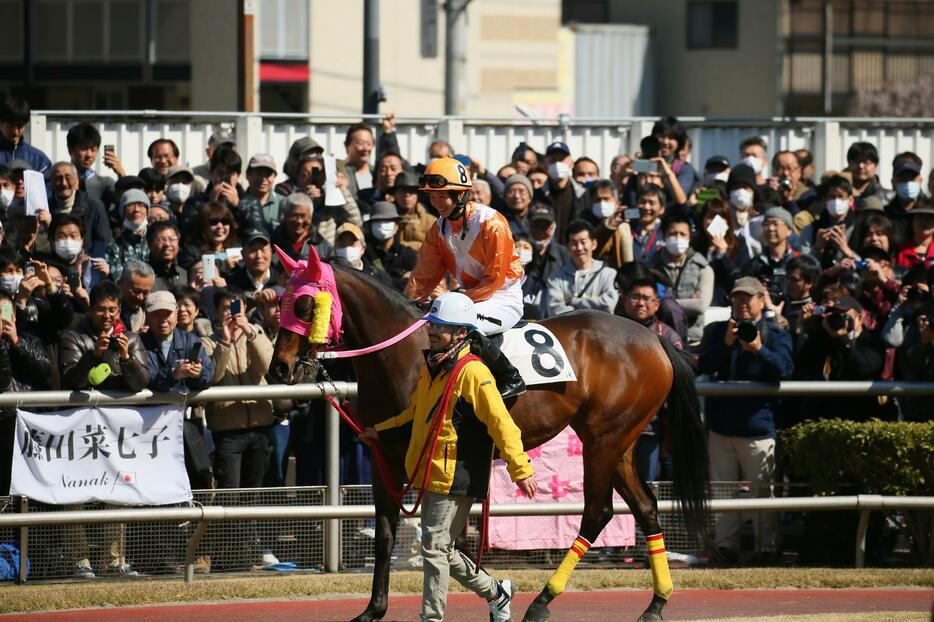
[614,447,670,622]
[523,440,617,622]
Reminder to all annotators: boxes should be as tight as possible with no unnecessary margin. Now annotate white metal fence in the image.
[27,111,934,187]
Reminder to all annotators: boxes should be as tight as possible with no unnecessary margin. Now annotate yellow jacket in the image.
[375,347,533,497]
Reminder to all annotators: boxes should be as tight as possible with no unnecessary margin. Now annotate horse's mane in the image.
[330,261,422,322]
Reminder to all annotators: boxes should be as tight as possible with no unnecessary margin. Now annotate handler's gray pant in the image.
[421,491,498,621]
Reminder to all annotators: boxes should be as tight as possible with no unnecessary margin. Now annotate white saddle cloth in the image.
[500,323,577,386]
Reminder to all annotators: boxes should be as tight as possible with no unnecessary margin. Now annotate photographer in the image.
[180,145,252,237]
[698,277,793,565]
[902,301,934,421]
[795,298,887,422]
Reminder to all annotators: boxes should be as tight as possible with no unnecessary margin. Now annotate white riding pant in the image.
[473,280,523,336]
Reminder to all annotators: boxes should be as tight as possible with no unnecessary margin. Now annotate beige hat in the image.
[145,291,178,313]
[731,276,766,297]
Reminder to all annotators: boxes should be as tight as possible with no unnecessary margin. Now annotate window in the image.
[687,1,738,49]
[33,0,144,62]
[0,0,23,60]
[155,0,190,62]
[258,0,309,60]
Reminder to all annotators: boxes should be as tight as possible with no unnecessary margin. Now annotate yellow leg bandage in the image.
[646,533,673,600]
[545,535,591,596]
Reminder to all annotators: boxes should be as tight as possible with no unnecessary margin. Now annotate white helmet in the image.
[425,292,477,329]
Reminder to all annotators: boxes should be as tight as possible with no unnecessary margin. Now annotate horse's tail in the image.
[657,335,710,543]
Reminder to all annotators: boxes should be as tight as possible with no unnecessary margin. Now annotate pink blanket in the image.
[489,427,635,550]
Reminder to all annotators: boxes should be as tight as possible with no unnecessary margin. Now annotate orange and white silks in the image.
[405,202,524,303]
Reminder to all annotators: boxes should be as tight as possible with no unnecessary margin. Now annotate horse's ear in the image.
[305,244,323,282]
[274,245,299,277]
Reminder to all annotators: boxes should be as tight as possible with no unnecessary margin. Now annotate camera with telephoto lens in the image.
[823,306,853,332]
[778,177,792,191]
[735,320,759,343]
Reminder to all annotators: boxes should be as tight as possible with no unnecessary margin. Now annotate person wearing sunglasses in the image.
[179,201,240,278]
[404,157,526,398]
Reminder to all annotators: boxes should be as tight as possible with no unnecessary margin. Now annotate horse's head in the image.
[267,244,342,385]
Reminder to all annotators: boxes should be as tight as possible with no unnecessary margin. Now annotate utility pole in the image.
[823,0,833,115]
[444,0,469,115]
[363,0,382,114]
[240,0,256,112]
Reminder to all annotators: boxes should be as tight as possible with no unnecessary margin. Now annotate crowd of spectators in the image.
[0,97,931,573]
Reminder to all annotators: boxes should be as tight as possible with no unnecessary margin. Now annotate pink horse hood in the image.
[275,245,343,344]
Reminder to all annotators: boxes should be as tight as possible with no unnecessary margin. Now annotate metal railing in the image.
[25,111,934,190]
[2,381,932,584]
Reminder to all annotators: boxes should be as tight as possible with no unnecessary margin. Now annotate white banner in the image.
[11,405,191,506]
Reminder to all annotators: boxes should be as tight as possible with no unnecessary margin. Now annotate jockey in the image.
[404,157,526,398]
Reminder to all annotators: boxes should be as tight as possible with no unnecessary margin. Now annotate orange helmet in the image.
[419,157,472,192]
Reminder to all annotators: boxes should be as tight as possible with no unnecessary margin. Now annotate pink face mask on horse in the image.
[275,245,343,345]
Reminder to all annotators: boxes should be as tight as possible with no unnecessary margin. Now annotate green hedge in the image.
[781,419,934,564]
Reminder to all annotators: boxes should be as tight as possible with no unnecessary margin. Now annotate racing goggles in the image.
[419,174,466,189]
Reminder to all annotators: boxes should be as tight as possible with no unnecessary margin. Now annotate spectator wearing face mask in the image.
[501,174,534,236]
[48,161,113,258]
[541,142,590,243]
[894,202,934,269]
[590,180,634,269]
[363,201,417,292]
[0,248,73,347]
[800,175,857,268]
[46,213,105,308]
[164,165,195,222]
[543,220,618,318]
[333,223,394,288]
[106,189,150,279]
[739,136,769,186]
[391,171,436,252]
[885,155,926,244]
[651,212,713,346]
[726,163,762,258]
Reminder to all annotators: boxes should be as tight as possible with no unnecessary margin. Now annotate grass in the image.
[1,568,932,614]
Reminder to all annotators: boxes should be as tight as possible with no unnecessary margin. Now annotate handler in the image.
[361,292,538,622]
[405,157,527,398]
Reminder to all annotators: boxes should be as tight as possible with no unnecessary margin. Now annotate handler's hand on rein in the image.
[359,426,379,448]
[516,475,538,499]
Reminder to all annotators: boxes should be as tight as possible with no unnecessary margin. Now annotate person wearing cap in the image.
[364,201,417,292]
[702,155,731,188]
[337,115,402,202]
[698,276,792,566]
[275,137,324,197]
[106,189,151,277]
[270,192,334,263]
[48,160,113,258]
[799,175,857,267]
[333,222,394,288]
[147,221,187,292]
[542,141,589,243]
[241,153,283,232]
[522,203,570,316]
[141,290,214,392]
[0,97,51,175]
[164,164,195,217]
[745,206,797,315]
[66,122,122,208]
[229,227,280,303]
[502,174,534,236]
[391,170,436,252]
[359,291,536,622]
[193,129,236,191]
[724,163,767,259]
[894,200,934,270]
[886,154,927,245]
[795,296,887,422]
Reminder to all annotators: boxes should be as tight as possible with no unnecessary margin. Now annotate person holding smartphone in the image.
[140,291,213,392]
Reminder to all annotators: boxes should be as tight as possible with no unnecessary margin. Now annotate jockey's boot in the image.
[472,332,526,399]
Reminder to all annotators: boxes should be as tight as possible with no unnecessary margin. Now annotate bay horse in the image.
[267,253,709,622]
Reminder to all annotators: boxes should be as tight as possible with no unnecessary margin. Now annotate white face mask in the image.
[591,201,616,219]
[336,245,362,264]
[519,248,533,265]
[665,236,690,256]
[54,239,83,262]
[547,161,571,181]
[123,217,147,235]
[742,155,764,176]
[734,209,750,226]
[0,187,13,208]
[166,183,191,203]
[0,274,22,295]
[370,221,396,242]
[826,198,850,218]
[730,188,754,210]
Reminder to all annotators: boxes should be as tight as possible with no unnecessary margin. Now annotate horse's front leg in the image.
[352,488,400,622]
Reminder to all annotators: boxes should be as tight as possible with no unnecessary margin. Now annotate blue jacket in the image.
[142,328,215,392]
[0,136,51,175]
[698,318,794,439]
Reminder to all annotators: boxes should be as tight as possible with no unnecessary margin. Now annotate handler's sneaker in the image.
[74,561,95,579]
[488,578,513,622]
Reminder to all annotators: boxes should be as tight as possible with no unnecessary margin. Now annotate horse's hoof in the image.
[350,609,385,622]
[522,602,551,622]
[636,612,663,622]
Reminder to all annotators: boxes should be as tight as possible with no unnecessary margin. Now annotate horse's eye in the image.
[293,294,315,320]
